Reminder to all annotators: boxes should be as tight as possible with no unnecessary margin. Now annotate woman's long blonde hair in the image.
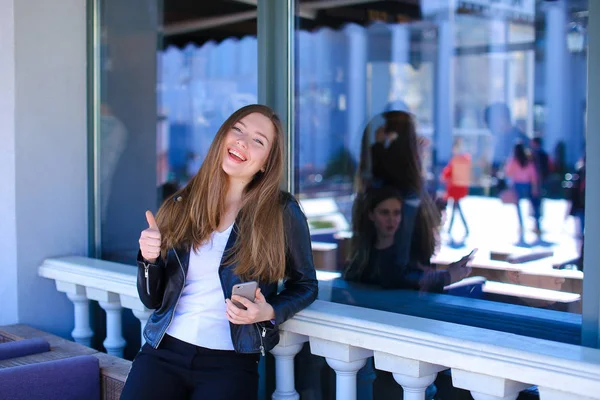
[155,104,286,283]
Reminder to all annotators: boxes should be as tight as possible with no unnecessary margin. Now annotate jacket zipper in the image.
[154,249,185,349]
[255,324,266,356]
[144,264,150,296]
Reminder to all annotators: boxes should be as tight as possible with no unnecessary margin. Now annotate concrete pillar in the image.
[544,0,569,156]
[343,24,367,163]
[434,17,455,167]
[488,19,508,105]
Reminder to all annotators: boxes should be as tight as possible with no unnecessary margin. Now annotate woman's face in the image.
[221,112,275,183]
[369,198,402,240]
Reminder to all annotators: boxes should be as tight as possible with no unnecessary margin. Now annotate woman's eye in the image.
[233,126,242,133]
[254,138,264,146]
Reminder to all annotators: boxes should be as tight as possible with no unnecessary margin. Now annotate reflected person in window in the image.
[360,111,441,269]
[441,138,472,243]
[345,187,471,292]
[505,143,540,243]
[121,105,318,400]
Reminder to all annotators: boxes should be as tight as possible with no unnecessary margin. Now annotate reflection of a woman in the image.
[346,111,471,292]
[345,187,470,292]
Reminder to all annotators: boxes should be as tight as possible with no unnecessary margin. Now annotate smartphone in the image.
[231,281,258,310]
[465,248,478,259]
[459,249,478,267]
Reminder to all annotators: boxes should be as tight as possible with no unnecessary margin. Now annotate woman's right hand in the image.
[139,211,161,264]
[446,251,475,284]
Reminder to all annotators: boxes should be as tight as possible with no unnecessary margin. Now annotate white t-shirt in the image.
[166,224,234,350]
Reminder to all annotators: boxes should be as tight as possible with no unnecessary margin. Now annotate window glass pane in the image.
[97,0,258,358]
[99,0,258,264]
[99,0,161,264]
[295,0,587,349]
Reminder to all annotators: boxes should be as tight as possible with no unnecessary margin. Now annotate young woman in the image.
[505,143,540,243]
[351,111,443,276]
[344,186,471,292]
[120,104,318,400]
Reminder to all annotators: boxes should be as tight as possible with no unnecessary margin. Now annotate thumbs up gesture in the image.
[139,211,161,263]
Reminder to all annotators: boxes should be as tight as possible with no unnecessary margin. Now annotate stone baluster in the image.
[375,352,445,400]
[55,282,94,347]
[310,338,372,400]
[326,358,368,399]
[87,288,126,357]
[271,331,308,400]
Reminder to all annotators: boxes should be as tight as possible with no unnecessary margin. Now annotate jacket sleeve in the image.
[136,250,167,309]
[269,198,318,326]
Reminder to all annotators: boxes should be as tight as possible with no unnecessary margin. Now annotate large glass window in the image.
[295,0,587,329]
[96,0,258,357]
[294,1,587,397]
[93,0,589,377]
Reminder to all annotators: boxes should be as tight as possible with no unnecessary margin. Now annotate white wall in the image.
[0,0,88,336]
[0,0,19,325]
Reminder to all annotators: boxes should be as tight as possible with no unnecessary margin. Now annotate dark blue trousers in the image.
[120,334,259,400]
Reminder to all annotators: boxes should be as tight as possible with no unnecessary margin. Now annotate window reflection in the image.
[296,0,587,397]
[99,1,258,265]
[296,0,587,322]
[97,0,258,359]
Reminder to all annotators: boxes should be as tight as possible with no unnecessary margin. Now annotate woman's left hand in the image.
[226,288,276,325]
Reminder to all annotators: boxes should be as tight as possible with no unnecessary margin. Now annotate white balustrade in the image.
[38,256,146,357]
[280,301,600,400]
[39,256,600,400]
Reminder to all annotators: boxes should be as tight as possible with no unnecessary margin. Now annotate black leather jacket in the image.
[136,192,318,355]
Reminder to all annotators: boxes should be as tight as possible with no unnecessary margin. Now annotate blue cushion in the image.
[0,355,100,400]
[0,338,50,360]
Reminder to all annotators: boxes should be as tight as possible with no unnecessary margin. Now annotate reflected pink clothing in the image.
[505,158,538,185]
